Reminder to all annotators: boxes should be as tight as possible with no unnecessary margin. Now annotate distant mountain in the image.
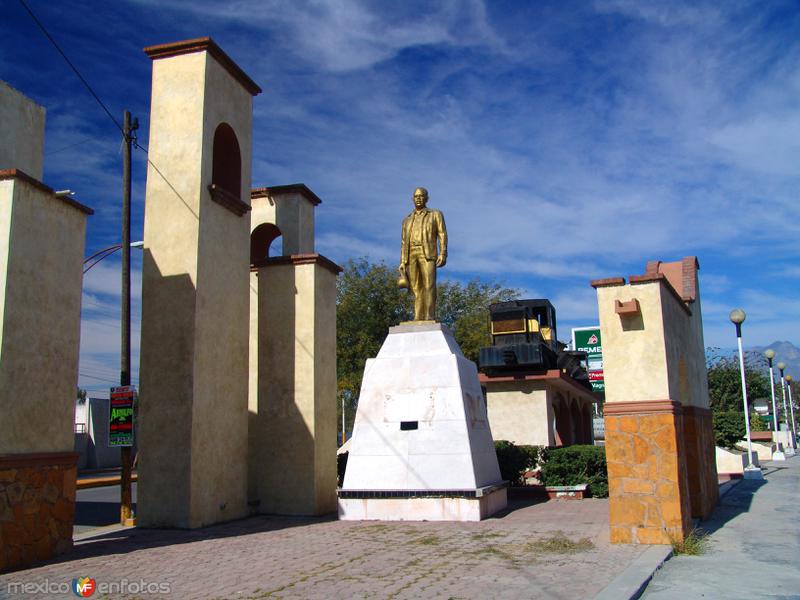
[749,341,800,379]
[706,341,800,379]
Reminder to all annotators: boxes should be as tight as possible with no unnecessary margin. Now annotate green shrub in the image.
[750,411,768,432]
[519,444,544,472]
[494,441,543,485]
[539,445,608,498]
[669,528,708,556]
[713,410,746,449]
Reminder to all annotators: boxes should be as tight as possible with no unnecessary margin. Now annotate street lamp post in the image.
[342,396,346,446]
[786,374,797,451]
[729,309,763,479]
[777,363,795,457]
[764,350,785,460]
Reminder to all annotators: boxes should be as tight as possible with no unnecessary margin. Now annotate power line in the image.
[45,137,98,156]
[79,372,122,383]
[19,0,123,135]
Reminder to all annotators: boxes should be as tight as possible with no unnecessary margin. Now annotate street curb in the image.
[73,523,136,543]
[593,545,673,600]
[76,473,137,490]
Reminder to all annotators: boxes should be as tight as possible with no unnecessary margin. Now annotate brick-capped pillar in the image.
[594,257,716,545]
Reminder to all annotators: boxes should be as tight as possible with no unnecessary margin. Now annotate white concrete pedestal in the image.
[775,430,796,456]
[339,323,506,521]
[743,465,764,480]
[772,441,786,461]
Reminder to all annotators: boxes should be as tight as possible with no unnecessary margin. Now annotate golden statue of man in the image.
[399,187,447,321]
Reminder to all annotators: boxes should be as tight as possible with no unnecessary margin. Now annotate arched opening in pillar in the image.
[212,122,242,199]
[570,400,582,444]
[250,223,282,264]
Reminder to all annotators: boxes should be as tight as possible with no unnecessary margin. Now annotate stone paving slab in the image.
[0,497,647,599]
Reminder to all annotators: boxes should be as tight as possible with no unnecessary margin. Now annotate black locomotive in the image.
[477,299,590,388]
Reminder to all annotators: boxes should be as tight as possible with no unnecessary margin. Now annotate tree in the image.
[707,353,770,413]
[750,410,768,432]
[436,278,519,363]
[336,257,519,437]
[712,410,746,450]
[76,387,87,404]
[337,258,412,434]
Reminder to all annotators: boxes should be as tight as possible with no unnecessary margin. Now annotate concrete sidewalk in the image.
[642,456,800,599]
[76,470,137,490]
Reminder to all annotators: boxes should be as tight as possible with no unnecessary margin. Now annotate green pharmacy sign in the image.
[109,385,135,447]
[572,326,604,393]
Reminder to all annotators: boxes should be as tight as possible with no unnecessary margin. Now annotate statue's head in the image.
[412,187,428,210]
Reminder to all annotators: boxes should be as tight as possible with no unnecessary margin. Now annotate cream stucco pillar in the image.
[0,169,91,571]
[0,81,45,180]
[0,171,91,452]
[138,38,261,528]
[0,84,91,572]
[249,254,340,516]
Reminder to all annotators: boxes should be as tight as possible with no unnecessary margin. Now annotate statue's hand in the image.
[436,255,446,268]
[398,263,406,274]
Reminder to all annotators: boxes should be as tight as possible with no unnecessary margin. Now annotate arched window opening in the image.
[250,223,282,264]
[212,123,241,200]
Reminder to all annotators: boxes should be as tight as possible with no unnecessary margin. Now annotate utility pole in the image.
[120,110,138,525]
[342,396,346,445]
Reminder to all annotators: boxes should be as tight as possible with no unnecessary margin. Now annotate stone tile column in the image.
[604,401,692,544]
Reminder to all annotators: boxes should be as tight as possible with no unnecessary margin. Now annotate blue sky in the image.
[2,0,799,395]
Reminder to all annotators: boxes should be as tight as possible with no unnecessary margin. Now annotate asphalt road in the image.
[74,482,137,535]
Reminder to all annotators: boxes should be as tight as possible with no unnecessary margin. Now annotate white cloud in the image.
[5,0,798,378]
[709,113,800,177]
[129,0,505,72]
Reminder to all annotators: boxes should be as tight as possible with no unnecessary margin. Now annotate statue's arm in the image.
[399,217,408,270]
[436,211,447,267]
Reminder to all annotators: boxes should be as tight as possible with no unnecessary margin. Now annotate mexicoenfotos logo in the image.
[6,577,171,596]
[72,577,96,597]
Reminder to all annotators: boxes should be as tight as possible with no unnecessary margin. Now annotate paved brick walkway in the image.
[1,497,645,599]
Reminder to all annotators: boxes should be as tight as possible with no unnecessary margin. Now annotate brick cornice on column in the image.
[0,169,94,215]
[144,37,262,96]
[252,184,322,206]
[252,253,343,275]
[604,400,682,415]
[590,277,626,288]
